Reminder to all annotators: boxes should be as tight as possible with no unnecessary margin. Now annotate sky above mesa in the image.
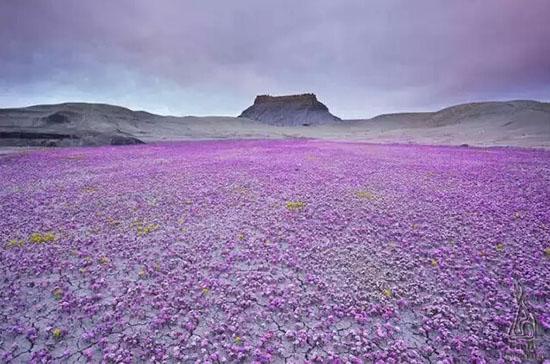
[1,0,550,119]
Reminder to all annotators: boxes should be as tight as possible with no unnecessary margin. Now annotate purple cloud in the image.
[1,0,549,118]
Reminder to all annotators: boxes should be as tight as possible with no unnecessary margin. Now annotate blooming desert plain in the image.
[0,140,548,363]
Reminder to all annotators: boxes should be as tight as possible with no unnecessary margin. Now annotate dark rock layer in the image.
[0,130,144,147]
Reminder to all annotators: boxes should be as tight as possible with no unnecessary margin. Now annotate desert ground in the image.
[1,140,548,363]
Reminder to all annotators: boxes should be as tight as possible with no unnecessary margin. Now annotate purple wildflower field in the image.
[0,140,549,363]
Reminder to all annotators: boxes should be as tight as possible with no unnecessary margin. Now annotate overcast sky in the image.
[1,0,549,118]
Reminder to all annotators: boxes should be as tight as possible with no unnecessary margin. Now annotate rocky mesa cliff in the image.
[239,93,341,126]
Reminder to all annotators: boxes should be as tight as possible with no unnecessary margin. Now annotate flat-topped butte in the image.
[239,93,341,126]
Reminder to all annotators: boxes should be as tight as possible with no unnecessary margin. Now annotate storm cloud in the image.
[1,0,549,118]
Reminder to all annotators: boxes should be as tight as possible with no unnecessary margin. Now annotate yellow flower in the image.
[99,256,110,265]
[234,336,242,344]
[201,287,210,295]
[106,217,120,227]
[495,243,505,252]
[5,239,25,249]
[52,327,63,339]
[355,190,376,200]
[29,232,55,244]
[286,201,305,210]
[544,247,550,257]
[431,258,438,267]
[137,223,160,236]
[52,288,64,300]
[383,288,392,298]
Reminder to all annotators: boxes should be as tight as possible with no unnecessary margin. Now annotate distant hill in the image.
[239,93,341,126]
[0,99,549,148]
[0,103,153,146]
[368,100,550,129]
[341,100,550,145]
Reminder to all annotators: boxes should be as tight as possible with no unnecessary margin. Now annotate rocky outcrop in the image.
[0,130,144,147]
[239,93,341,126]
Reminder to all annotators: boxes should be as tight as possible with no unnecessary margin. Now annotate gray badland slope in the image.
[0,98,549,148]
[334,100,550,146]
[239,94,341,126]
[0,103,151,146]
[0,102,299,146]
